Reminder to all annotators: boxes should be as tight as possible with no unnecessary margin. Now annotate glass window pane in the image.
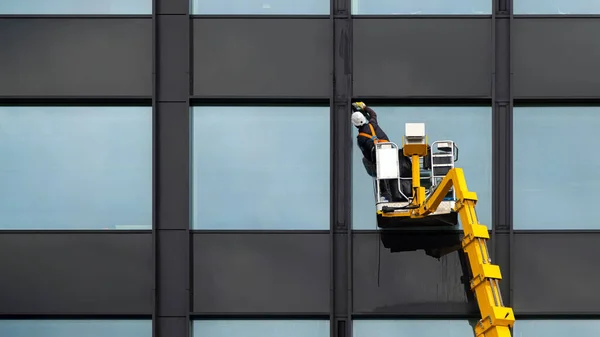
[0,0,151,14]
[191,106,330,230]
[192,320,330,337]
[191,0,329,15]
[514,107,600,230]
[354,320,476,337]
[351,0,491,15]
[352,106,492,230]
[0,320,151,336]
[515,320,600,335]
[514,0,600,14]
[0,107,152,230]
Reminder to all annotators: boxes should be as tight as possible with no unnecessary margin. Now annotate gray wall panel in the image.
[192,18,331,98]
[0,18,152,97]
[513,233,600,314]
[353,18,492,98]
[192,232,330,313]
[353,232,478,315]
[0,233,153,314]
[513,18,600,98]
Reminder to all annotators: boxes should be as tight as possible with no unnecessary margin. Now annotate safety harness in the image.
[358,123,388,143]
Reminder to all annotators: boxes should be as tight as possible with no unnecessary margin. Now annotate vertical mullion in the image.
[153,0,191,337]
[330,0,337,332]
[491,0,498,257]
[332,0,352,336]
[493,0,511,232]
[492,0,513,307]
[151,0,157,334]
[507,0,515,310]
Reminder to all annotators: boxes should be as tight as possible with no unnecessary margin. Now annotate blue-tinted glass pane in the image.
[514,107,600,230]
[514,0,600,14]
[191,0,329,15]
[351,0,491,14]
[192,320,330,337]
[353,320,475,337]
[191,106,330,230]
[0,320,151,337]
[0,0,151,14]
[515,320,600,335]
[0,107,152,230]
[352,106,492,230]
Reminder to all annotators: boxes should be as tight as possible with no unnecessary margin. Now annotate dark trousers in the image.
[362,149,413,202]
[379,179,404,202]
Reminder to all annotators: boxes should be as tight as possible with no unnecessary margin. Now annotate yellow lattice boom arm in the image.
[419,168,515,337]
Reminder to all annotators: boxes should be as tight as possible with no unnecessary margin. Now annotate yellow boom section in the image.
[421,168,515,337]
[401,137,515,337]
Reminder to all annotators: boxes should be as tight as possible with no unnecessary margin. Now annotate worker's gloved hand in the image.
[351,102,366,112]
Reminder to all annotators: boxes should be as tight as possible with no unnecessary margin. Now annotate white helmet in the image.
[351,111,367,127]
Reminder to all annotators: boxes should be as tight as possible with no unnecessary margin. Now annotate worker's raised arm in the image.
[364,106,378,124]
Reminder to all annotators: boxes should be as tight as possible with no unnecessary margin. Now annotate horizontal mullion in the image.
[190,313,330,319]
[0,15,152,19]
[350,97,492,106]
[512,313,600,318]
[352,312,480,319]
[190,97,330,105]
[513,230,600,234]
[352,15,493,19]
[514,98,600,105]
[190,15,330,19]
[191,230,330,234]
[0,313,152,318]
[0,230,152,234]
[0,97,152,106]
[513,14,600,18]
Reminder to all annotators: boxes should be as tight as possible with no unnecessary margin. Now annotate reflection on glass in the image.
[514,0,600,14]
[351,106,492,230]
[192,320,330,337]
[191,0,329,15]
[514,320,600,335]
[351,0,491,15]
[0,0,151,14]
[0,107,152,230]
[0,320,152,337]
[514,107,600,230]
[191,106,330,230]
[353,319,476,337]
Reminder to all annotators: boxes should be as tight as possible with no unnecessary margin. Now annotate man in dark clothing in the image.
[352,102,390,163]
[351,102,411,202]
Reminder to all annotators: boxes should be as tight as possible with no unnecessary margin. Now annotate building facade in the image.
[1,0,599,336]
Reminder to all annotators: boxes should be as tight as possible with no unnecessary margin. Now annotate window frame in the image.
[191,319,331,337]
[190,0,330,15]
[513,319,600,335]
[0,106,153,231]
[350,0,493,15]
[513,0,600,14]
[353,319,479,336]
[0,319,152,336]
[512,106,600,230]
[0,0,152,14]
[189,105,331,231]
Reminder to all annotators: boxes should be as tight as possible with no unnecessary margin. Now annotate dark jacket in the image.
[356,107,390,163]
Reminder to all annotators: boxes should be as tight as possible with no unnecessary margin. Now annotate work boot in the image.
[379,181,393,202]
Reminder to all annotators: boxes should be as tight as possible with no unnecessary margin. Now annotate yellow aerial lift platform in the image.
[363,120,515,337]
